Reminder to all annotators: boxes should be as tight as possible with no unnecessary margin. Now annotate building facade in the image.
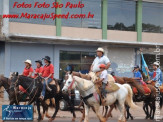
[0,0,163,81]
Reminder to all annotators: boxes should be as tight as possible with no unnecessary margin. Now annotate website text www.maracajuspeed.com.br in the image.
[2,12,94,20]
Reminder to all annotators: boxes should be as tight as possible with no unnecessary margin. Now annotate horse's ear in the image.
[69,70,73,74]
[16,72,19,76]
[111,72,115,76]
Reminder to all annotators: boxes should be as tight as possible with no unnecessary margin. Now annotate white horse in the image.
[62,73,138,122]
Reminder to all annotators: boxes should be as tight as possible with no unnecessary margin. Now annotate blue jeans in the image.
[41,78,52,97]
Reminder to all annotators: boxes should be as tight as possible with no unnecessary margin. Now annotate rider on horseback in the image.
[90,47,111,73]
[34,60,43,78]
[22,59,33,78]
[94,64,108,98]
[146,62,163,86]
[133,65,151,99]
[40,56,54,100]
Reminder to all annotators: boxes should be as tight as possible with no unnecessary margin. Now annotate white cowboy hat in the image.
[24,59,32,65]
[96,47,104,53]
[152,62,159,66]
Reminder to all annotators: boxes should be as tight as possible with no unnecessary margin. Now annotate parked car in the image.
[59,90,81,111]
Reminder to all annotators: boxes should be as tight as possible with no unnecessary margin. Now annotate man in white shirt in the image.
[90,47,111,73]
[95,64,108,98]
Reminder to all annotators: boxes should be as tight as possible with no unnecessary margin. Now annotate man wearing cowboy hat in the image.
[40,56,54,100]
[90,47,111,73]
[34,60,43,78]
[22,59,34,78]
[146,62,162,86]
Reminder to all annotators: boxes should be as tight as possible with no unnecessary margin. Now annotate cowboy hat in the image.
[96,47,104,53]
[42,56,51,63]
[152,62,159,66]
[35,60,43,66]
[134,65,139,69]
[24,59,32,65]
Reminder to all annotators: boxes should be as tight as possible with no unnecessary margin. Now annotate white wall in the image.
[107,47,135,77]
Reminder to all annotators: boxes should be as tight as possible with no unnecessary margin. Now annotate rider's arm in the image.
[90,64,93,71]
[28,72,33,77]
[104,56,111,70]
[106,62,111,70]
[145,67,153,76]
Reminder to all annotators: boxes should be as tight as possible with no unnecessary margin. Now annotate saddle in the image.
[132,82,151,95]
[147,81,163,93]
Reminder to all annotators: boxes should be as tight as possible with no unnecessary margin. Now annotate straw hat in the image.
[96,47,104,53]
[24,59,32,65]
[152,62,159,66]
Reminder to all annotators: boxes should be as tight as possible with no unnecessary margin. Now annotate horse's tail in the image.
[123,84,138,109]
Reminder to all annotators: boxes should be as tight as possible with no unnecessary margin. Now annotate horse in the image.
[64,71,110,122]
[62,73,138,122]
[7,73,77,121]
[112,74,157,120]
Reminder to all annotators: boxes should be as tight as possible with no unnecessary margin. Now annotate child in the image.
[95,64,108,98]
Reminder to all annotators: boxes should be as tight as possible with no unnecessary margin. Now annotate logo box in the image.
[2,105,33,121]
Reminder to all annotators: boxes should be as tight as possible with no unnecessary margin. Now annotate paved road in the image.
[3,118,158,122]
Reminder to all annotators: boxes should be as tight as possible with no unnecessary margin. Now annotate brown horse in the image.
[112,74,157,120]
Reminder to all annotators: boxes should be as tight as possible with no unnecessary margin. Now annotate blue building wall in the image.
[4,42,97,78]
[0,41,5,74]
[0,0,3,15]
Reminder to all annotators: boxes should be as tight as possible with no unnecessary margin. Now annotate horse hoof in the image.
[48,118,55,122]
[46,114,51,118]
[150,117,154,120]
[72,117,76,122]
[37,116,42,121]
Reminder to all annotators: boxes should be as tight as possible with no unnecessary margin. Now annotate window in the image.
[107,0,136,31]
[62,0,101,29]
[142,2,163,33]
[9,0,55,25]
[59,51,95,79]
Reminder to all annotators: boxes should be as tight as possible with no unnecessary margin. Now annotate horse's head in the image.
[0,75,4,87]
[62,73,76,93]
[0,75,11,89]
[9,72,19,80]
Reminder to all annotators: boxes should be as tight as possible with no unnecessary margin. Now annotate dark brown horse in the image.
[0,74,77,122]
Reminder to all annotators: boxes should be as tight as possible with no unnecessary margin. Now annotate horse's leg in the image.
[143,103,149,119]
[93,105,106,122]
[50,97,60,121]
[41,101,48,120]
[68,98,76,122]
[106,104,114,120]
[125,105,130,120]
[80,104,85,122]
[45,107,51,118]
[36,99,42,120]
[150,102,155,120]
[104,106,108,118]
[125,105,133,120]
[84,104,90,122]
[117,102,126,122]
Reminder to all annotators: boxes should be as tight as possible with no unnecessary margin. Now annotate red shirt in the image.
[42,64,54,79]
[23,67,34,77]
[34,67,43,78]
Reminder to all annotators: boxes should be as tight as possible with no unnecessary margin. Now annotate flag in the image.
[141,53,148,76]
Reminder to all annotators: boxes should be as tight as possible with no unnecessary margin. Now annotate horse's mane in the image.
[19,75,34,83]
